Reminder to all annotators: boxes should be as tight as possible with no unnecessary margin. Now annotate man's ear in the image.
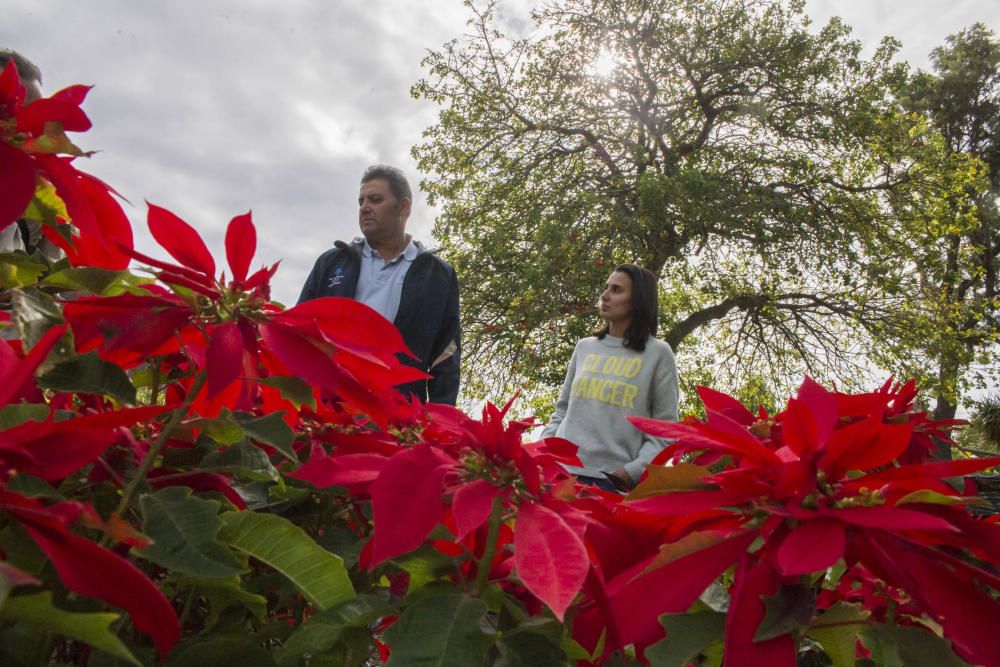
[399,197,412,221]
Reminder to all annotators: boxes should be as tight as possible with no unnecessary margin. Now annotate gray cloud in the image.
[5,0,998,304]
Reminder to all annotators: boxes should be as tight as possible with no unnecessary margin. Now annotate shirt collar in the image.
[361,236,418,262]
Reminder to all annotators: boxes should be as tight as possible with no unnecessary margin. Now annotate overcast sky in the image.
[5,1,998,305]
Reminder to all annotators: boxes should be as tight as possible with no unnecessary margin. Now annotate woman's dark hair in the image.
[594,264,658,352]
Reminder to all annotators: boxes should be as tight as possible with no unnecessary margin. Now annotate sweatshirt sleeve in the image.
[623,344,679,482]
[540,345,579,438]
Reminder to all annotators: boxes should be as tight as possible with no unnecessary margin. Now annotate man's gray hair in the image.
[361,165,412,202]
[0,49,42,85]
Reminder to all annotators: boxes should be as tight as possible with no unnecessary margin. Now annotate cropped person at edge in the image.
[297,165,461,405]
[541,264,679,491]
[0,49,60,261]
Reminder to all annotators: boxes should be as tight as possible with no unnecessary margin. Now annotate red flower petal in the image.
[725,557,796,667]
[225,211,255,283]
[452,479,500,539]
[278,298,414,361]
[697,386,756,425]
[146,202,215,276]
[862,535,1000,667]
[627,489,751,516]
[824,505,957,533]
[0,324,66,407]
[50,84,92,106]
[0,406,172,481]
[821,418,913,475]
[16,97,92,135]
[784,376,838,455]
[0,141,38,229]
[632,413,781,466]
[259,320,395,426]
[513,501,588,621]
[64,293,192,368]
[289,450,389,490]
[850,457,1000,486]
[33,154,98,245]
[206,322,244,398]
[605,529,756,651]
[1,492,179,657]
[368,444,454,567]
[0,59,24,112]
[775,519,845,575]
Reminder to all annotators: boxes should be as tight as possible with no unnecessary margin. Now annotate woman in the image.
[541,264,679,491]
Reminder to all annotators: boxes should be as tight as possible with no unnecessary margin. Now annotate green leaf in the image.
[395,545,459,591]
[383,593,495,666]
[10,287,68,355]
[217,511,354,610]
[22,180,68,227]
[0,524,47,577]
[190,412,246,445]
[896,489,988,507]
[316,525,366,570]
[0,561,39,607]
[645,611,727,667]
[171,574,268,626]
[38,351,137,404]
[806,602,870,667]
[254,376,317,411]
[0,622,47,667]
[202,442,280,482]
[165,637,275,667]
[278,594,395,666]
[0,253,48,288]
[0,403,50,430]
[43,267,149,296]
[754,583,816,642]
[4,473,61,500]
[496,619,571,666]
[233,411,298,462]
[139,487,244,578]
[866,623,967,667]
[0,592,140,666]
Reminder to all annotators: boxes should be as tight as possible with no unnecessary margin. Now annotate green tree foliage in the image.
[413,0,980,414]
[902,23,1000,422]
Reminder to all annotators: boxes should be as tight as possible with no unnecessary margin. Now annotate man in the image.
[298,165,461,405]
[0,49,58,259]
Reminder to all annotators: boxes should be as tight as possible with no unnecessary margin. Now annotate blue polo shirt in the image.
[354,237,418,322]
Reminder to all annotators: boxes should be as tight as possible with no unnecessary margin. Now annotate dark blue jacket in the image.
[297,238,461,405]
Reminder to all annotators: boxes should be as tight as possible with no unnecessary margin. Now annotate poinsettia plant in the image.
[2,65,1000,667]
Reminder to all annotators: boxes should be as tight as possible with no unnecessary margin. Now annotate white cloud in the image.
[4,0,998,305]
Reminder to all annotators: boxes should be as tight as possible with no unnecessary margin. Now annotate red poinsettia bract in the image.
[0,327,180,656]
[583,378,1000,666]
[63,204,425,421]
[300,395,590,620]
[0,60,132,268]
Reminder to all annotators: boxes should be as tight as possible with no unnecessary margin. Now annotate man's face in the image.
[358,178,410,245]
[22,76,42,104]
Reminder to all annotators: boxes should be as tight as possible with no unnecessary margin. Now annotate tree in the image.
[902,23,1000,423]
[413,0,977,414]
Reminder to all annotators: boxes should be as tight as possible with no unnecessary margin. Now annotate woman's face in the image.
[599,270,633,327]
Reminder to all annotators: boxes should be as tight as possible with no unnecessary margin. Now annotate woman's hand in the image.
[605,467,635,492]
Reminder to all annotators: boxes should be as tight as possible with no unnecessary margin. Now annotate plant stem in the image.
[954,443,1000,458]
[113,371,207,520]
[178,588,197,628]
[473,496,504,596]
[149,359,162,406]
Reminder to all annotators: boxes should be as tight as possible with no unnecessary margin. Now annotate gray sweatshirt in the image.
[541,334,679,481]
